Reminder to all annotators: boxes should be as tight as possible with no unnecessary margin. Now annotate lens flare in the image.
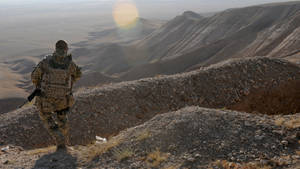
[113,0,139,28]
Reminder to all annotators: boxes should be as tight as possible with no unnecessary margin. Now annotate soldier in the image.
[31,40,81,151]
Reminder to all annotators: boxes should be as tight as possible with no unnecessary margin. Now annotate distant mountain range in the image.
[70,1,300,81]
[119,1,300,80]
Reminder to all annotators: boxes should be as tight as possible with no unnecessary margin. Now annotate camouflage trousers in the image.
[38,107,70,146]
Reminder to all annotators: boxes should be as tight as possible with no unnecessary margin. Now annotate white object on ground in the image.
[95,136,107,144]
[1,146,9,152]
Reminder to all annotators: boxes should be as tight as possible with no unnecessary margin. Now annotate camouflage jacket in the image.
[31,53,81,112]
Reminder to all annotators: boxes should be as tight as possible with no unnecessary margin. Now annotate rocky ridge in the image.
[84,106,300,169]
[121,2,300,80]
[1,107,299,168]
[0,57,300,149]
[137,1,300,61]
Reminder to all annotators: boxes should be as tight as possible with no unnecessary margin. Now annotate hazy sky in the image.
[1,0,297,16]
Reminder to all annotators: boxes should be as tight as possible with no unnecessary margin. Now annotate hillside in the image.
[135,1,300,61]
[69,1,300,77]
[0,57,300,168]
[82,107,300,169]
[1,107,300,168]
[1,57,299,149]
[121,1,300,80]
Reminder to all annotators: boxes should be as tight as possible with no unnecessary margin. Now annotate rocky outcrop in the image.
[86,106,300,169]
[1,106,299,168]
[0,57,300,149]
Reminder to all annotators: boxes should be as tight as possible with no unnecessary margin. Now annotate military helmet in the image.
[55,40,68,50]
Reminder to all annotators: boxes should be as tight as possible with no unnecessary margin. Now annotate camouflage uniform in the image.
[31,40,81,150]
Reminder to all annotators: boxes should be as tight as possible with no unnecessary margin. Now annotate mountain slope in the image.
[134,2,299,60]
[85,106,300,169]
[1,57,300,149]
[1,107,300,169]
[121,1,300,79]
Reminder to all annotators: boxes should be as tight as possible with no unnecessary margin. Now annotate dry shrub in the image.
[275,117,300,129]
[275,118,285,126]
[146,149,169,167]
[136,130,152,141]
[87,137,122,161]
[163,164,181,169]
[283,117,300,129]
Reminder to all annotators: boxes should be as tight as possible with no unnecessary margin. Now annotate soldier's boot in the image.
[53,130,67,151]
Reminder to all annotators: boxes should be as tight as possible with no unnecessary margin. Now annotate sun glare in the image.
[113,0,139,28]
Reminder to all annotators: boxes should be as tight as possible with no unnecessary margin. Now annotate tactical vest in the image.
[40,56,72,99]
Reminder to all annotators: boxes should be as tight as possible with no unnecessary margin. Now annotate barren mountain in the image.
[1,57,299,149]
[1,106,300,169]
[1,57,300,168]
[120,1,300,80]
[81,107,300,169]
[136,1,300,61]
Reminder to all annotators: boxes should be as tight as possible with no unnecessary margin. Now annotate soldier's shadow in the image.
[32,150,77,169]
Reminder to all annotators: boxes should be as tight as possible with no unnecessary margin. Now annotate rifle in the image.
[19,88,42,108]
